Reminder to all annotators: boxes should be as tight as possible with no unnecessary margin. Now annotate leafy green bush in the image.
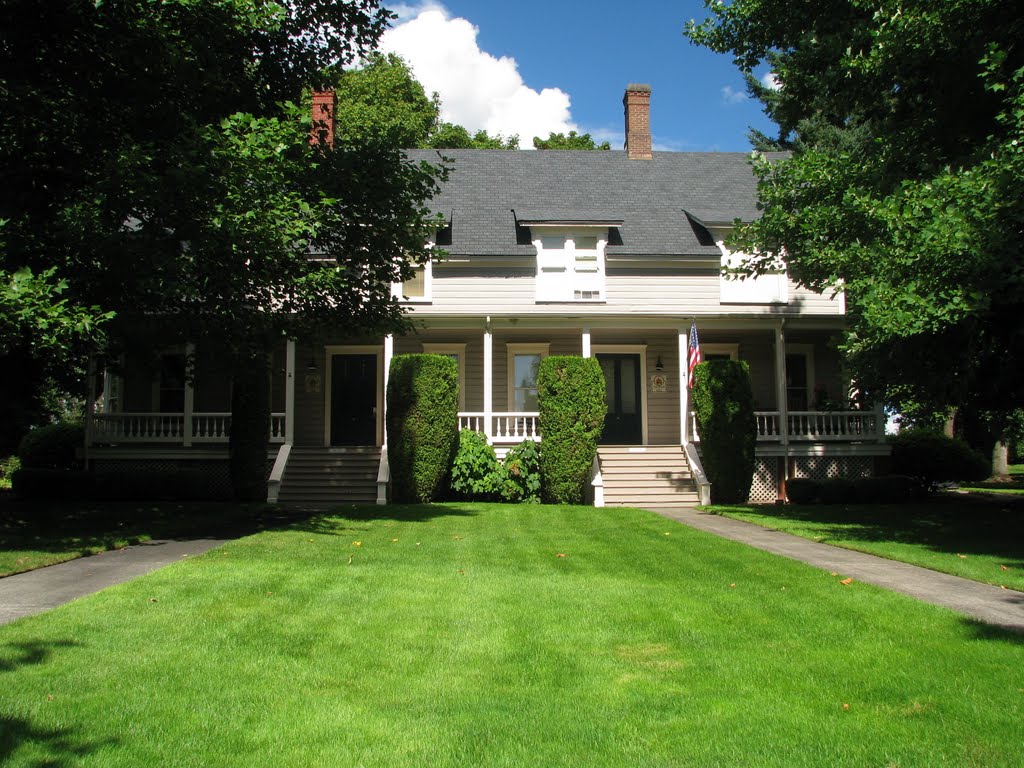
[853,475,920,503]
[0,455,20,490]
[785,478,821,504]
[819,477,857,505]
[787,475,926,505]
[11,468,95,500]
[450,429,501,500]
[12,468,218,501]
[537,356,606,504]
[500,439,541,503]
[890,429,990,491]
[17,423,84,470]
[691,360,756,503]
[387,354,459,503]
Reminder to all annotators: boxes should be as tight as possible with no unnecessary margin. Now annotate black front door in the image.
[598,354,642,444]
[330,354,377,446]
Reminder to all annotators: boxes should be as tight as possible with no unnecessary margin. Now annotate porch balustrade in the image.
[691,410,884,443]
[89,412,287,445]
[457,412,541,444]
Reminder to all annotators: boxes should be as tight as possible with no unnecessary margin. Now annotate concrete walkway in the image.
[656,507,1024,632]
[0,538,228,626]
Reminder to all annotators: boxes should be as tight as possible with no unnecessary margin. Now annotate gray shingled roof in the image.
[405,149,774,257]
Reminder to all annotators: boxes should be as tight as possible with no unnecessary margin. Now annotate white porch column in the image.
[679,327,689,444]
[183,342,195,447]
[774,323,788,450]
[285,339,295,445]
[383,334,394,445]
[483,317,493,442]
[581,327,591,358]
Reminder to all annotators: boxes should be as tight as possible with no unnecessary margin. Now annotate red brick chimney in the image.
[623,84,652,160]
[310,90,336,148]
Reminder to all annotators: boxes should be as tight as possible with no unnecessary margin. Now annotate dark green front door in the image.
[330,354,377,446]
[598,354,642,444]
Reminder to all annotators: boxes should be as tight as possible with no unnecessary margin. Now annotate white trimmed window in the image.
[393,258,432,303]
[533,228,606,302]
[712,227,788,305]
[506,343,550,411]
[702,343,739,362]
[422,343,467,411]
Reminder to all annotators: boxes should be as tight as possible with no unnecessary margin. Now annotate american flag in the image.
[687,320,701,389]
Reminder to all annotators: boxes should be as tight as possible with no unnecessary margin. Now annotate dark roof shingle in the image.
[406,149,769,257]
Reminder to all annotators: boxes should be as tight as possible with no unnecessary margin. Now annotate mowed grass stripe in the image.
[1,503,1021,767]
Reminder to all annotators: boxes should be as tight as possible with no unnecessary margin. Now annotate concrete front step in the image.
[277,447,381,505]
[598,445,697,508]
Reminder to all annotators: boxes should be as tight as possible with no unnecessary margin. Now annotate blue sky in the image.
[382,1,777,152]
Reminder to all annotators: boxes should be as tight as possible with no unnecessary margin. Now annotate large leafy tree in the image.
[332,52,519,148]
[685,1,1024,429]
[533,131,610,150]
[1,0,443,498]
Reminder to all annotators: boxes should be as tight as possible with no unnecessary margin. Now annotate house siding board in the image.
[411,262,843,318]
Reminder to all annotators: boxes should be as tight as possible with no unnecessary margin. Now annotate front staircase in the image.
[276,447,380,506]
[597,445,699,511]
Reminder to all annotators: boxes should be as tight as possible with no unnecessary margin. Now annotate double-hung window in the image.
[507,344,549,411]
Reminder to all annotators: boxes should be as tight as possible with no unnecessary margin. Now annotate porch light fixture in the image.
[655,355,664,371]
[306,357,319,372]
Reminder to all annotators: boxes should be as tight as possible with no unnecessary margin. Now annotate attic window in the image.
[436,223,452,247]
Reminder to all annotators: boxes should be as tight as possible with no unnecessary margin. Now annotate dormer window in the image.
[532,227,607,302]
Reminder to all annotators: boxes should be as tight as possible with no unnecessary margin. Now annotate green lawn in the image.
[1,503,1021,767]
[707,494,1024,591]
[0,497,280,576]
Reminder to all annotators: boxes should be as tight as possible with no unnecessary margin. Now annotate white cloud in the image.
[380,3,576,144]
[720,85,750,105]
[761,72,781,91]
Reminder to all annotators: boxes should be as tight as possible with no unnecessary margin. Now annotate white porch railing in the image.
[458,412,540,444]
[692,410,884,443]
[90,412,287,445]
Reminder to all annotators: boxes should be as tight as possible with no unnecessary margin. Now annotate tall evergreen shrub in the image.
[691,359,757,503]
[387,354,459,503]
[537,356,606,504]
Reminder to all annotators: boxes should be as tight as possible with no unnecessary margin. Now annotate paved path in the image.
[0,539,228,626]
[655,507,1024,632]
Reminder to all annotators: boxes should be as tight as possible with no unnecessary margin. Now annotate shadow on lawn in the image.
[0,639,114,765]
[962,617,1024,642]
[762,495,1024,567]
[279,503,478,536]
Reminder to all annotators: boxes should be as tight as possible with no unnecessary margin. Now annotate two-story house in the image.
[84,85,887,507]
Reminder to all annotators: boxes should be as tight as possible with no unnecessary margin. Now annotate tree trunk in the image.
[943,408,957,438]
[992,440,1010,480]
[230,348,271,502]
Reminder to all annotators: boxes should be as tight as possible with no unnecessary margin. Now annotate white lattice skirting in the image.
[747,456,877,503]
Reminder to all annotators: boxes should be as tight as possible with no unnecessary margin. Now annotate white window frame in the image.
[506,343,550,411]
[422,343,467,411]
[392,256,433,304]
[701,343,739,361]
[712,226,788,305]
[532,226,607,303]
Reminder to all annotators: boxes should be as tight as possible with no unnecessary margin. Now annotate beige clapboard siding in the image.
[413,264,844,318]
